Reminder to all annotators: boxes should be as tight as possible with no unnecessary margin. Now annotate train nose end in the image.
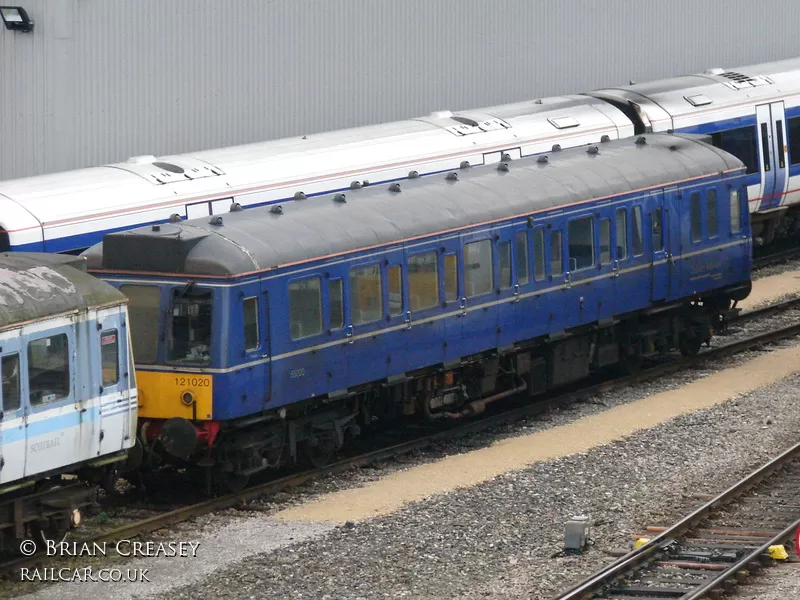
[160,417,199,460]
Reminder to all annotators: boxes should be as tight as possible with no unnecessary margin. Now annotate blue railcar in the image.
[83,133,751,492]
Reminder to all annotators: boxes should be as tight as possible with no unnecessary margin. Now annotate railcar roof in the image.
[84,134,743,277]
[0,253,126,330]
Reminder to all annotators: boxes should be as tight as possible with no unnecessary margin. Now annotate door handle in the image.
[513,284,520,302]
[345,325,354,344]
[613,260,619,278]
[404,311,412,330]
[564,272,571,289]
[460,297,467,317]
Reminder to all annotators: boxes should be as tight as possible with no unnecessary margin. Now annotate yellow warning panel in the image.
[135,370,213,420]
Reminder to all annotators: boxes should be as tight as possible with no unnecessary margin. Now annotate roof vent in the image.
[669,145,679,152]
[452,115,479,127]
[629,80,636,85]
[460,161,471,169]
[362,180,370,187]
[635,136,647,145]
[548,117,579,130]
[430,110,453,119]
[601,135,611,143]
[534,99,543,104]
[294,191,306,200]
[718,71,773,88]
[153,161,185,174]
[152,224,161,232]
[333,193,347,203]
[270,205,283,215]
[389,183,401,193]
[552,144,562,152]
[685,94,712,107]
[209,216,223,226]
[168,213,181,223]
[497,162,510,172]
[229,203,243,212]
[537,155,549,164]
[587,146,599,155]
[350,180,362,189]
[126,155,157,165]
[501,152,512,162]
[445,172,458,182]
[408,170,419,179]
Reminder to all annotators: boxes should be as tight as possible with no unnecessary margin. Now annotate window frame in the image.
[567,216,595,272]
[599,217,611,265]
[497,240,512,289]
[166,286,214,366]
[615,208,628,261]
[549,230,563,276]
[690,191,703,243]
[514,230,530,285]
[631,206,644,257]
[408,251,440,312]
[242,296,260,352]
[27,331,72,409]
[386,264,404,318]
[443,253,459,304]
[119,284,161,365]
[349,263,384,326]
[1,352,21,413]
[288,275,324,341]
[706,187,718,238]
[463,239,494,299]
[533,227,545,281]
[328,278,345,330]
[730,189,742,234]
[100,328,120,387]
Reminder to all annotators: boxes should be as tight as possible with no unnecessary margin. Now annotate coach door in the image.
[650,191,670,302]
[96,312,130,454]
[755,102,789,211]
[0,338,25,484]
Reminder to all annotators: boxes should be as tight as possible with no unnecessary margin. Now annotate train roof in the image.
[83,134,744,278]
[0,253,126,330]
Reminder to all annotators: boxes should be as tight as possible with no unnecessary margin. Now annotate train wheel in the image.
[679,337,702,357]
[301,435,338,469]
[210,466,249,496]
[33,515,72,547]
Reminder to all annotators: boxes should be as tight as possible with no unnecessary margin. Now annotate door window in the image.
[1,353,20,411]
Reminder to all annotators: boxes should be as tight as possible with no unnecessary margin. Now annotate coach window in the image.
[1,353,20,412]
[101,330,119,386]
[710,126,758,174]
[350,264,383,324]
[409,252,438,311]
[514,231,529,285]
[599,218,611,264]
[690,192,702,242]
[631,207,643,256]
[567,217,594,271]
[168,288,213,365]
[243,297,259,351]
[652,209,664,252]
[550,231,563,275]
[329,279,344,329]
[730,190,742,234]
[707,188,718,238]
[615,209,628,260]
[788,117,800,165]
[533,228,545,280]
[387,265,403,317]
[119,285,160,364]
[760,124,772,172]
[498,241,512,289]
[443,254,459,303]
[28,334,70,405]
[289,277,322,339]
[464,240,493,297]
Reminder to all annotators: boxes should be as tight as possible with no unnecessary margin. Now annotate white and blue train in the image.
[0,57,799,253]
[0,253,137,549]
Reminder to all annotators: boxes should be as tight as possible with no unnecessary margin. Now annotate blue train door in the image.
[0,338,26,483]
[650,191,669,302]
[755,102,789,211]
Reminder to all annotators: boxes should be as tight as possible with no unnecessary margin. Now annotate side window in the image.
[631,206,643,256]
[615,209,628,260]
[707,188,718,238]
[498,241,512,289]
[652,208,664,252]
[243,297,259,351]
[119,285,160,364]
[443,254,459,303]
[168,288,213,365]
[387,265,403,317]
[1,353,20,412]
[533,228,545,280]
[329,279,344,330]
[599,218,611,264]
[550,230,563,275]
[788,116,800,166]
[690,192,702,242]
[514,231,529,285]
[289,277,323,340]
[28,334,70,405]
[101,330,119,386]
[776,120,786,169]
[760,123,771,172]
[730,190,742,234]
[408,252,438,311]
[464,240,493,298]
[710,126,758,174]
[350,264,383,325]
[567,216,594,271]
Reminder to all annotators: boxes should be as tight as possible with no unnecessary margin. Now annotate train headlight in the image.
[181,391,194,406]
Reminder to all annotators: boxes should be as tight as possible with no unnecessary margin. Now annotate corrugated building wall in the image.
[2,0,800,180]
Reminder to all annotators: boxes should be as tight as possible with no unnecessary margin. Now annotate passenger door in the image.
[649,191,669,302]
[0,338,25,484]
[96,312,131,454]
[233,280,270,416]
[755,102,789,211]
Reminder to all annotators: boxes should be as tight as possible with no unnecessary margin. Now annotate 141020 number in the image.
[174,377,211,387]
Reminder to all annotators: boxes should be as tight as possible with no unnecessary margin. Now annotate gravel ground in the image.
[108,338,800,600]
[8,310,800,599]
[739,563,800,599]
[752,256,800,280]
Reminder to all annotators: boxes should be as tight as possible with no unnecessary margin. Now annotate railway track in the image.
[753,245,800,270]
[3,297,800,577]
[552,441,800,600]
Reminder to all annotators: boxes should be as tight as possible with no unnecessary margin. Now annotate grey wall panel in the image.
[2,0,800,180]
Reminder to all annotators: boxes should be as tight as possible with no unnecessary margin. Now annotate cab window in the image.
[167,287,213,365]
[119,285,160,364]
